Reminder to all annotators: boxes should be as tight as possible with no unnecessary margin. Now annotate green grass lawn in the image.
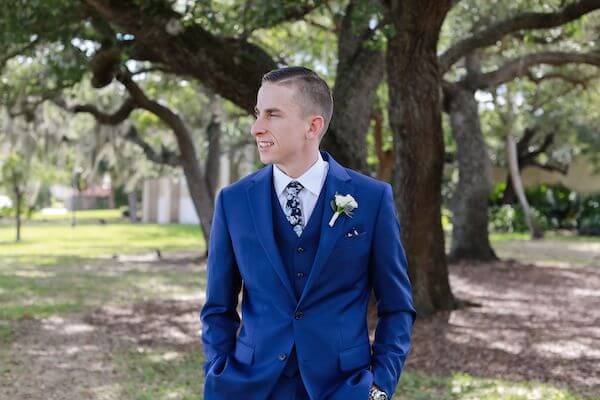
[113,344,588,400]
[0,209,204,321]
[0,209,204,267]
[27,208,126,222]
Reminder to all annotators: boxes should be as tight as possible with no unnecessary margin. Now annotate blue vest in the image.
[271,177,328,377]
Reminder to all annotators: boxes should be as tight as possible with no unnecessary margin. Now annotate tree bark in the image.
[323,0,385,173]
[14,185,21,242]
[372,105,393,182]
[507,134,543,239]
[499,91,543,239]
[444,82,498,262]
[204,114,221,198]
[384,0,456,315]
[127,191,138,222]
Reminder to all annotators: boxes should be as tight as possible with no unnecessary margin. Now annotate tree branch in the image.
[124,125,181,167]
[526,132,555,159]
[0,37,40,71]
[528,159,569,175]
[466,51,600,89]
[244,0,329,33]
[440,0,600,72]
[84,0,277,113]
[54,97,136,125]
[525,70,593,87]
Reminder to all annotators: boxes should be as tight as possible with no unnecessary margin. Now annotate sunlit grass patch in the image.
[0,221,203,267]
[397,370,588,400]
[114,344,205,400]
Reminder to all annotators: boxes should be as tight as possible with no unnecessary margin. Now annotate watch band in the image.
[369,385,388,400]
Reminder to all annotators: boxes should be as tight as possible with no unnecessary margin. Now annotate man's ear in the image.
[307,115,325,140]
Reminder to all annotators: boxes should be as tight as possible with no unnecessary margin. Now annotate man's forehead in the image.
[255,83,299,112]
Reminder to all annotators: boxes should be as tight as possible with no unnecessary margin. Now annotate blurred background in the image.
[0,1,599,399]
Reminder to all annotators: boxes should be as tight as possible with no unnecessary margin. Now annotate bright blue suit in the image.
[200,150,417,399]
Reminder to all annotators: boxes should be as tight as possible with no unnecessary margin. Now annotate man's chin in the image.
[258,153,277,165]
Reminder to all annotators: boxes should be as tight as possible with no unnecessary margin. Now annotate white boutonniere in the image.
[328,193,358,227]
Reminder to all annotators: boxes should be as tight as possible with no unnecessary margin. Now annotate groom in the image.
[200,66,416,400]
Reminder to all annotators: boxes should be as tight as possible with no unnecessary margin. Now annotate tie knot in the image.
[286,181,304,194]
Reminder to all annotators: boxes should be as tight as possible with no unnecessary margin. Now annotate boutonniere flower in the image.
[328,193,358,227]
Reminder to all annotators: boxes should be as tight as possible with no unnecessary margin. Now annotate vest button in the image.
[297,272,305,278]
[278,353,287,361]
[297,247,305,253]
[294,311,304,319]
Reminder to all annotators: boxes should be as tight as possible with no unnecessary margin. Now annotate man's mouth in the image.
[258,140,274,149]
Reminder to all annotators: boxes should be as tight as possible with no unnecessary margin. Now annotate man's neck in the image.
[276,152,319,179]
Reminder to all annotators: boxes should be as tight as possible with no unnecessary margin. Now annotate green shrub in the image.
[577,192,600,235]
[489,204,550,233]
[525,183,580,229]
[489,182,507,206]
[489,183,600,233]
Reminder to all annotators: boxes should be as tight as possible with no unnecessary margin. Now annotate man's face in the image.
[251,82,312,165]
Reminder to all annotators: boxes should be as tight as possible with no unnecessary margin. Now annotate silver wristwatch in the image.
[369,385,388,400]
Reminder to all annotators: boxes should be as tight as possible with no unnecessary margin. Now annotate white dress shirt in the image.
[273,151,329,229]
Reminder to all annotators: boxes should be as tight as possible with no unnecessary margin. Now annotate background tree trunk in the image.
[204,113,221,199]
[445,82,498,262]
[14,185,21,242]
[323,0,384,174]
[507,134,544,239]
[384,0,456,315]
[501,177,518,204]
[372,105,394,182]
[127,191,138,223]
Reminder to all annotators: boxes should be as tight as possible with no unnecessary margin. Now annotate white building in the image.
[142,146,256,224]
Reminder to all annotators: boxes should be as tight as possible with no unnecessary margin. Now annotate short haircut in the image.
[261,66,334,140]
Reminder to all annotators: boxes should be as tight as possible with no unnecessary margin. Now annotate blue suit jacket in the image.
[200,150,416,399]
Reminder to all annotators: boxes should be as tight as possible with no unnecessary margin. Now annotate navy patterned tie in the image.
[284,181,304,237]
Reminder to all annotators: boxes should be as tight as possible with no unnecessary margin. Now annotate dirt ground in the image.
[407,259,600,399]
[1,242,598,399]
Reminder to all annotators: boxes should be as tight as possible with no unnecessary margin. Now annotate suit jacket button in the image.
[295,311,304,319]
[297,247,305,253]
[278,353,287,361]
[297,272,305,278]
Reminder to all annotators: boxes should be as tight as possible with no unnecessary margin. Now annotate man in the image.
[200,66,416,400]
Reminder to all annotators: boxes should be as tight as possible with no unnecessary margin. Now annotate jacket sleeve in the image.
[369,183,417,397]
[199,189,243,377]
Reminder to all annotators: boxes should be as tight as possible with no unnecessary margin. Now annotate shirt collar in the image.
[273,151,328,197]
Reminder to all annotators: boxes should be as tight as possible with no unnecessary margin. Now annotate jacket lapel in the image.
[246,165,297,304]
[297,151,354,308]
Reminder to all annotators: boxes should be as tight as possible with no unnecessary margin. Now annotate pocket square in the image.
[344,227,365,237]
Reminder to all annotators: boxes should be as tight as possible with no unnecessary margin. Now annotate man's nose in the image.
[251,117,265,137]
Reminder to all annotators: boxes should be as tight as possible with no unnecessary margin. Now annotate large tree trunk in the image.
[444,82,498,262]
[323,0,385,173]
[384,0,456,315]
